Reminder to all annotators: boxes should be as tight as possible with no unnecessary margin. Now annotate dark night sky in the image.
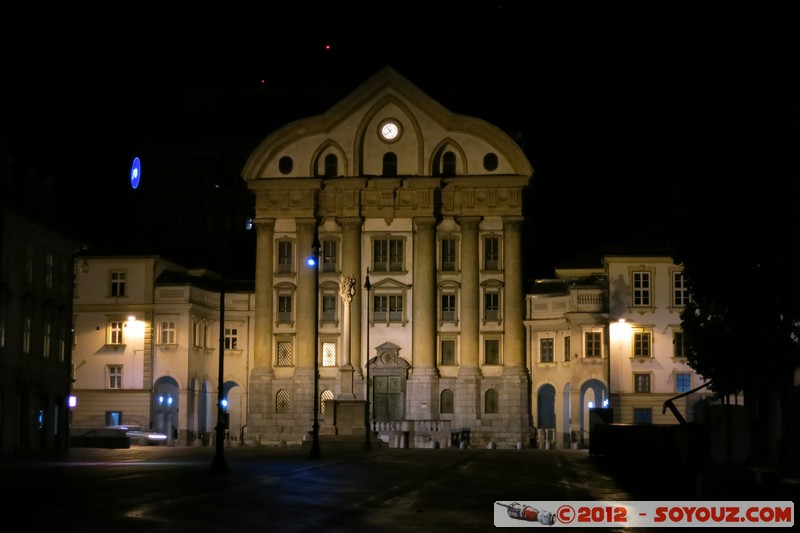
[2,3,797,278]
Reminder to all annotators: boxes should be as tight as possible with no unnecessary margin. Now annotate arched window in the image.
[485,388,499,414]
[320,389,334,414]
[382,152,397,177]
[324,154,338,177]
[442,151,456,176]
[440,389,454,414]
[276,389,290,414]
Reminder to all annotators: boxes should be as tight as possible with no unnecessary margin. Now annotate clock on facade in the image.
[380,120,400,141]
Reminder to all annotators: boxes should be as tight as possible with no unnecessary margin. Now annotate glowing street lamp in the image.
[211,276,228,473]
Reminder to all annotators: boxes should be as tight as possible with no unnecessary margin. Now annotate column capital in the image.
[502,216,525,229]
[456,216,482,230]
[336,217,363,231]
[296,218,318,232]
[253,218,275,229]
[413,217,437,231]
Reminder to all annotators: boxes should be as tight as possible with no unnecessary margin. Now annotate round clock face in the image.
[380,121,400,141]
[130,157,141,189]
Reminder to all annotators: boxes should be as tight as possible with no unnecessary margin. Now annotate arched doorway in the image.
[222,380,243,442]
[537,383,556,447]
[153,376,179,440]
[580,379,608,443]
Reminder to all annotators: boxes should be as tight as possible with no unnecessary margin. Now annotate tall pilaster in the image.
[457,216,481,369]
[248,218,274,443]
[412,217,437,368]
[501,215,529,446]
[253,219,274,369]
[408,217,439,420]
[503,216,525,368]
[456,216,482,423]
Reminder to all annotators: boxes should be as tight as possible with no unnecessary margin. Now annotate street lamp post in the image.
[211,275,227,473]
[309,232,321,458]
[363,268,371,451]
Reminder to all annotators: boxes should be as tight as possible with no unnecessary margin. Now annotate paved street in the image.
[2,444,648,532]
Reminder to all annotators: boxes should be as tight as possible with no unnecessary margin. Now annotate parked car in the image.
[106,425,168,446]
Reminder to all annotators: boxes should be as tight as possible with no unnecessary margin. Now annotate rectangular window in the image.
[322,241,338,272]
[585,331,602,357]
[484,291,499,320]
[389,240,403,271]
[673,331,685,358]
[276,340,293,366]
[484,338,500,365]
[373,238,404,272]
[484,237,499,270]
[25,244,34,284]
[564,336,571,362]
[45,252,54,290]
[193,320,203,347]
[675,373,691,393]
[389,295,403,322]
[59,325,66,362]
[224,327,238,350]
[632,271,651,307]
[159,320,176,345]
[441,238,456,271]
[634,373,651,393]
[108,321,124,345]
[673,271,688,307]
[441,293,456,322]
[322,294,337,322]
[108,366,122,389]
[322,341,336,367]
[539,338,554,363]
[43,320,51,358]
[23,314,32,353]
[278,295,292,323]
[441,339,456,366]
[634,331,652,358]
[373,294,403,323]
[277,241,293,273]
[110,271,126,297]
[633,408,652,424]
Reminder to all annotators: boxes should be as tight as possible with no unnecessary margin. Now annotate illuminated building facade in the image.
[242,67,534,448]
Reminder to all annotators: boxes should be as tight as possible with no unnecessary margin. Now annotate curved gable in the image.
[242,66,532,182]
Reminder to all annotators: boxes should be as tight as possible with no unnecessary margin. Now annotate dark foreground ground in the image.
[1,445,642,532]
[2,444,795,532]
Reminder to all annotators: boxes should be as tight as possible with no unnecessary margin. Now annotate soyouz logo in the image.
[494,501,794,528]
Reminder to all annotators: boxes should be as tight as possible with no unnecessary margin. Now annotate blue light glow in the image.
[130,157,141,189]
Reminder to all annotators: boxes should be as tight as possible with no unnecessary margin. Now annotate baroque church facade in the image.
[242,66,534,448]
